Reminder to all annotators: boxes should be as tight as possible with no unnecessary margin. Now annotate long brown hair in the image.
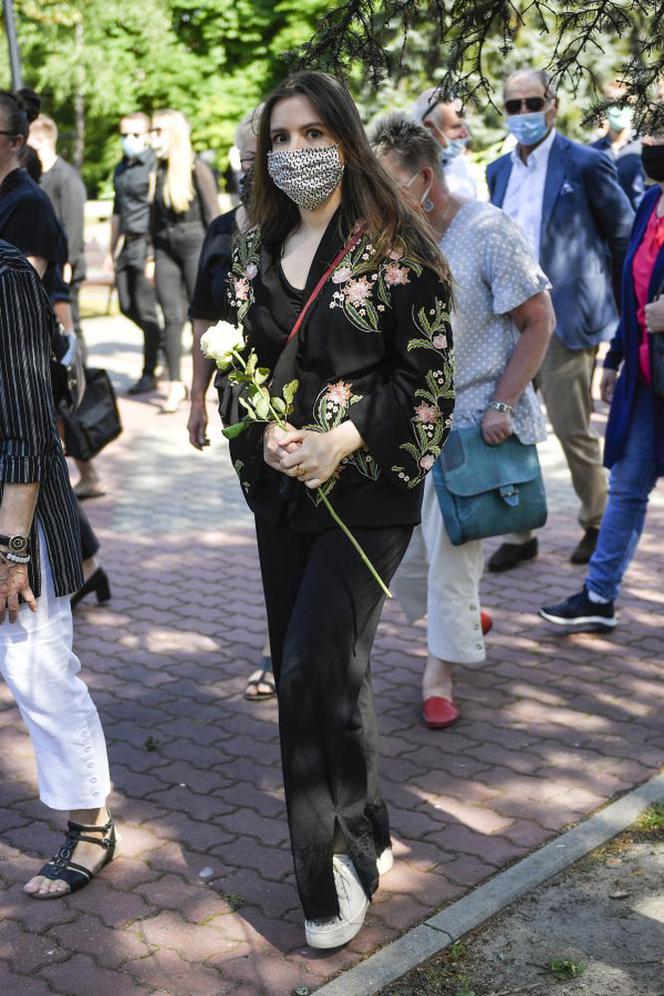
[250,71,452,289]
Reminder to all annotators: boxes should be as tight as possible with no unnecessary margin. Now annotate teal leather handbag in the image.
[432,426,548,546]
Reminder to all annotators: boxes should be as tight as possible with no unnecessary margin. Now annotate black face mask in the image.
[238,167,253,208]
[641,144,664,183]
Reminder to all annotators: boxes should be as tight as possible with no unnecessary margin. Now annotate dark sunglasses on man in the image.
[504,96,553,115]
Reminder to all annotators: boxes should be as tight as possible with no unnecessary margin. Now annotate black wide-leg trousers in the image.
[255,514,412,920]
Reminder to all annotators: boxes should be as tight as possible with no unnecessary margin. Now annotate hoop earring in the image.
[423,196,434,213]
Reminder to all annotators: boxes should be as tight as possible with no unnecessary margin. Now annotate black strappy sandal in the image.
[30,814,116,899]
[244,657,276,701]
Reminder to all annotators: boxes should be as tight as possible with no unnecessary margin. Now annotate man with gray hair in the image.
[486,68,634,570]
[412,89,477,197]
[372,113,554,728]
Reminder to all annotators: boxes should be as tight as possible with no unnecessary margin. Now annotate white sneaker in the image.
[305,854,369,949]
[377,847,394,876]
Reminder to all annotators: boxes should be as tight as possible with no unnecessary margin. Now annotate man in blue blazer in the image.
[487,68,634,570]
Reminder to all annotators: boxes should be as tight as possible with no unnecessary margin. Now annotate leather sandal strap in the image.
[68,831,113,848]
[67,816,113,836]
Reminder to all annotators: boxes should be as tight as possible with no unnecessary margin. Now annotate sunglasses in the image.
[504,97,551,115]
[0,130,17,137]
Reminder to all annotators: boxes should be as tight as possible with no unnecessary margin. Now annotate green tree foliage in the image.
[0,0,656,194]
[0,0,331,193]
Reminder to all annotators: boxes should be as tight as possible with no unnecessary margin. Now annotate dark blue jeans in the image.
[587,386,659,601]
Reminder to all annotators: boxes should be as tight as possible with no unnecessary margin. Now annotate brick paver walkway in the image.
[1,314,662,996]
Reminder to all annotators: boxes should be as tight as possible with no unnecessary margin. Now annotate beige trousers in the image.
[393,475,486,666]
[509,333,608,543]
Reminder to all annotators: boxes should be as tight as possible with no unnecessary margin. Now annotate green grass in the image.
[548,958,587,981]
[634,802,664,832]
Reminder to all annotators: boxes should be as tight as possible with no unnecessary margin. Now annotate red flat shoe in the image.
[422,696,460,729]
[480,610,493,636]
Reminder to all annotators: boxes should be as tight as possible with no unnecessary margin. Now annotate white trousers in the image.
[393,475,486,665]
[0,530,111,810]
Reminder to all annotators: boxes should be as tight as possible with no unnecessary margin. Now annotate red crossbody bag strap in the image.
[285,225,366,345]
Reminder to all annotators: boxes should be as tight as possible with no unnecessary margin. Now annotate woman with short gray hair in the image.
[372,113,555,728]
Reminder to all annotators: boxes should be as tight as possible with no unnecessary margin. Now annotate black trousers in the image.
[154,226,204,382]
[255,515,412,920]
[115,246,162,378]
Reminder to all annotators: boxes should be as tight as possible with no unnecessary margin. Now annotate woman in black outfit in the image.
[0,89,109,607]
[149,109,219,412]
[214,72,455,948]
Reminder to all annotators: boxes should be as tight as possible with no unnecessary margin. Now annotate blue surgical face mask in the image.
[121,134,146,159]
[442,137,468,164]
[507,111,550,147]
[606,106,632,133]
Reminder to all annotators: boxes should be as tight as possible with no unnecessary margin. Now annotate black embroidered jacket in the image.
[216,213,455,531]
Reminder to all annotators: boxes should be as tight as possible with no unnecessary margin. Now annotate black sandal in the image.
[30,814,116,899]
[244,658,276,701]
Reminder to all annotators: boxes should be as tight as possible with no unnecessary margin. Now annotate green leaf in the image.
[222,420,249,439]
[271,397,286,415]
[254,394,271,419]
[283,380,299,406]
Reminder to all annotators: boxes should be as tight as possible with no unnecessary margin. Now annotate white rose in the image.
[200,322,245,369]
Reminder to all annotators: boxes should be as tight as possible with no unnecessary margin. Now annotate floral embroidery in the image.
[227,229,261,321]
[384,263,410,286]
[414,401,441,425]
[391,358,455,490]
[332,265,352,284]
[302,380,381,505]
[406,297,453,355]
[328,232,424,334]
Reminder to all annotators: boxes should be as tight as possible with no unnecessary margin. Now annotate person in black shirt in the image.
[0,94,60,286]
[188,106,276,702]
[150,108,219,412]
[108,111,163,395]
[29,114,87,343]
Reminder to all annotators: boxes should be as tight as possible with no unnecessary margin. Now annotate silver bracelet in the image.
[1,549,30,564]
[487,400,514,414]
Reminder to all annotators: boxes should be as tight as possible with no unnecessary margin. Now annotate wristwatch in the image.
[0,534,30,563]
[487,400,514,414]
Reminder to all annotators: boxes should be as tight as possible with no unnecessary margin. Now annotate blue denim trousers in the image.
[587,386,659,601]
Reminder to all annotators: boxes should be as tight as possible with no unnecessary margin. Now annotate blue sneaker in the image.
[539,588,617,631]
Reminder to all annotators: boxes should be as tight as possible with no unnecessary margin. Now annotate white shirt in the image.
[501,127,557,259]
[444,153,478,199]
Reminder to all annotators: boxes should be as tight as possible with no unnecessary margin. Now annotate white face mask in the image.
[121,134,146,159]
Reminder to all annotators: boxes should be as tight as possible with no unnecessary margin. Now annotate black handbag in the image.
[61,367,122,461]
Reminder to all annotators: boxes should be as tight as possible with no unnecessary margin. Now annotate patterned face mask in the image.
[267,144,344,211]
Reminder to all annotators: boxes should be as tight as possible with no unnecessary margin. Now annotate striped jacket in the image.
[0,240,83,597]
